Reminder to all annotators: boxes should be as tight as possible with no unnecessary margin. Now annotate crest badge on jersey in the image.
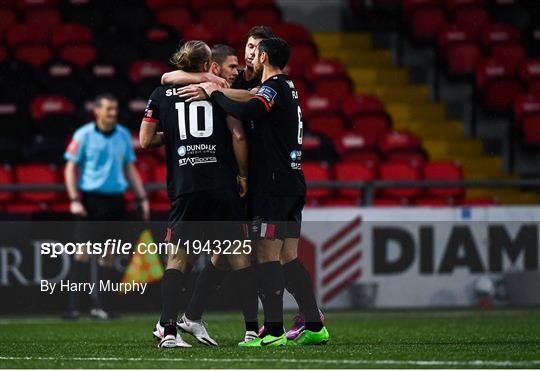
[256,85,278,107]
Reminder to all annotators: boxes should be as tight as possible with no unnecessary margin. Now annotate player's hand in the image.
[201,72,229,88]
[237,175,248,198]
[178,85,208,102]
[199,82,221,97]
[140,199,150,221]
[70,200,87,217]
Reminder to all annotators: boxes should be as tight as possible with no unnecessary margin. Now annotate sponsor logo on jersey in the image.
[291,163,302,170]
[178,157,217,166]
[256,85,278,105]
[290,150,302,161]
[177,145,186,157]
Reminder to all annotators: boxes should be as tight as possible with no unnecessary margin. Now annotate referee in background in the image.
[62,93,150,320]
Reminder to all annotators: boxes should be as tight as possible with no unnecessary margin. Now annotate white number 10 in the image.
[175,101,213,140]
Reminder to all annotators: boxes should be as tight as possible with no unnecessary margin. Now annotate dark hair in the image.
[246,25,275,41]
[257,37,290,69]
[94,93,117,107]
[211,44,237,65]
[171,40,210,72]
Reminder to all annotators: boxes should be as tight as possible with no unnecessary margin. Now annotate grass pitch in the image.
[0,309,539,368]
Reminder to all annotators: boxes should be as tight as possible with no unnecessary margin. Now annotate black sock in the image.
[184,262,227,321]
[255,262,270,332]
[258,261,285,337]
[283,258,323,332]
[160,269,186,327]
[68,260,88,312]
[231,266,259,333]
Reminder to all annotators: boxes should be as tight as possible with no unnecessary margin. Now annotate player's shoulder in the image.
[116,124,131,137]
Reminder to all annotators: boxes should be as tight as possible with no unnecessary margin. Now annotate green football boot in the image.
[242,333,287,347]
[290,326,330,346]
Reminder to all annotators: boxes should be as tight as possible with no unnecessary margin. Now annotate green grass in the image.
[0,310,539,368]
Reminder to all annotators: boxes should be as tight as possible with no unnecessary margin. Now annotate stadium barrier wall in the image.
[0,206,538,313]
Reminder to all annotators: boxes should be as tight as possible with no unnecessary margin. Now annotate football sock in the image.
[283,258,323,332]
[160,269,185,326]
[231,265,259,333]
[184,262,227,321]
[258,261,285,337]
[67,260,88,311]
[255,262,270,330]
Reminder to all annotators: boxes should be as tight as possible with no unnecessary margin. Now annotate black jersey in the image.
[232,69,260,91]
[211,74,306,196]
[144,85,237,199]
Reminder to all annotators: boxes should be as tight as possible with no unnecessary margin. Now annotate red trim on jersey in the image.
[142,117,160,123]
[253,95,271,112]
[66,140,79,155]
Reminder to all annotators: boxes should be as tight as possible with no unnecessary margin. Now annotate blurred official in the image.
[62,93,149,320]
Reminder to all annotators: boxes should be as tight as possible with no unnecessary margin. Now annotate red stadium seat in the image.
[386,152,426,168]
[292,78,308,98]
[48,201,70,213]
[513,92,540,128]
[335,131,378,154]
[289,42,318,66]
[476,58,522,111]
[377,130,423,156]
[302,162,332,202]
[154,164,168,201]
[182,24,222,45]
[342,151,381,169]
[403,0,445,41]
[16,0,57,10]
[226,21,251,50]
[0,9,16,38]
[24,7,61,28]
[305,59,347,81]
[448,0,488,37]
[190,0,231,9]
[275,23,312,44]
[480,23,520,49]
[3,202,47,213]
[51,23,93,48]
[334,161,376,198]
[14,44,52,68]
[380,161,421,198]
[323,197,359,207]
[459,197,498,206]
[200,7,235,34]
[445,0,485,11]
[342,94,386,120]
[373,198,408,206]
[423,161,465,197]
[350,115,391,144]
[6,24,49,47]
[313,78,352,100]
[0,164,14,203]
[438,24,482,76]
[521,118,540,145]
[155,7,193,33]
[243,6,281,27]
[233,0,274,12]
[519,58,540,91]
[30,95,75,121]
[308,114,346,139]
[59,44,96,68]
[147,0,187,11]
[15,163,61,202]
[414,197,451,206]
[302,94,340,119]
[491,42,525,73]
[128,60,170,83]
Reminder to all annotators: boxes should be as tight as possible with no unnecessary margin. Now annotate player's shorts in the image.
[250,194,305,240]
[165,189,246,245]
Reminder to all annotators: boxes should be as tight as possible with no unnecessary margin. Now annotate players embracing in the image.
[140,26,329,348]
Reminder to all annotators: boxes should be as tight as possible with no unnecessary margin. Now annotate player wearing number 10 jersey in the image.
[139,40,258,349]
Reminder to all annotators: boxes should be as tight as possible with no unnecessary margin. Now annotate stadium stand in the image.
[0,0,539,215]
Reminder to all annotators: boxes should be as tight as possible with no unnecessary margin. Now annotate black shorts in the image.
[166,189,246,244]
[250,195,305,240]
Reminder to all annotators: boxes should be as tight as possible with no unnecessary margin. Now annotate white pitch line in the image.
[1,356,539,367]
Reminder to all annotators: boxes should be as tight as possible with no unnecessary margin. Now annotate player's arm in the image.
[124,163,150,220]
[221,88,255,102]
[226,115,248,197]
[178,84,254,102]
[210,91,268,122]
[139,122,164,149]
[161,71,228,87]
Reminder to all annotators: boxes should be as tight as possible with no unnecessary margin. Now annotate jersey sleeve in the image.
[143,88,161,124]
[64,128,87,164]
[253,80,280,112]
